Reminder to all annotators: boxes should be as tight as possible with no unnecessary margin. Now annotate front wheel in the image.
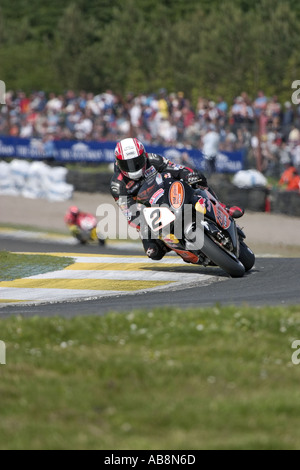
[201,235,245,278]
[239,240,255,271]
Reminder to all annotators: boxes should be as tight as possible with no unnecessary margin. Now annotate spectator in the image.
[177,91,186,110]
[279,163,297,187]
[18,91,31,114]
[19,118,33,138]
[46,93,63,113]
[158,88,169,120]
[181,101,195,129]
[157,116,177,145]
[216,95,228,116]
[129,97,142,129]
[30,91,46,112]
[74,112,93,140]
[258,107,269,137]
[1,86,300,178]
[266,95,281,124]
[288,125,300,166]
[282,101,294,138]
[253,90,268,117]
[286,168,300,192]
[296,102,300,128]
[288,125,300,145]
[201,124,220,174]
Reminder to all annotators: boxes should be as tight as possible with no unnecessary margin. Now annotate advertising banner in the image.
[0,136,245,173]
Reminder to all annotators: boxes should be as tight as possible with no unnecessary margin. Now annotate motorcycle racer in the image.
[110,137,243,260]
[64,206,105,245]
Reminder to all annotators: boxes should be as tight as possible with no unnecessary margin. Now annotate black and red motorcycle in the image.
[136,171,255,278]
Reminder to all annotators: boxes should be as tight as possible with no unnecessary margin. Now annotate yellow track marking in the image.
[0,279,171,291]
[65,262,184,271]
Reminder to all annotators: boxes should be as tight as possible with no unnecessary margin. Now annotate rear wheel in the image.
[201,235,245,277]
[239,240,255,271]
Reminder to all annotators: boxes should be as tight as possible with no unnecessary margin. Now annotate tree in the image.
[53,3,98,89]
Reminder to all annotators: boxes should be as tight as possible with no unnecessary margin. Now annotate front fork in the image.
[90,227,98,242]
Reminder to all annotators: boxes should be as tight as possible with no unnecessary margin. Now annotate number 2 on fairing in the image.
[150,208,161,230]
[143,207,176,232]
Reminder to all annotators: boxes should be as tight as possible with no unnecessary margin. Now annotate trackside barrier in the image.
[0,136,246,172]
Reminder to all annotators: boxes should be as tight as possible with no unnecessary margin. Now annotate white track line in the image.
[25,269,207,282]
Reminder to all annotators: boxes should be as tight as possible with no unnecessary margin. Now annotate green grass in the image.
[0,223,69,235]
[0,305,300,450]
[0,251,74,281]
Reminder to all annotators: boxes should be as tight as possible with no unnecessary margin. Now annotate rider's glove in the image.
[186,171,207,187]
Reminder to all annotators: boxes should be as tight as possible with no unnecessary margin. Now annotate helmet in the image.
[69,206,79,216]
[114,137,147,180]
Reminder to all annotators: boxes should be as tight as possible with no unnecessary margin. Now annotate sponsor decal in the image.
[169,181,185,210]
[163,233,180,247]
[137,183,157,203]
[172,248,199,264]
[123,209,132,220]
[126,180,135,189]
[195,197,206,214]
[195,202,206,214]
[144,165,157,180]
[156,173,163,185]
[173,164,184,170]
[126,180,141,194]
[111,182,119,193]
[149,188,164,205]
[213,203,231,229]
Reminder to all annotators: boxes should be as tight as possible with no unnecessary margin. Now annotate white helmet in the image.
[114,137,147,180]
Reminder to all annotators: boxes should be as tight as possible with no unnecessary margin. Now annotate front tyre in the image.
[201,235,245,278]
[239,240,255,271]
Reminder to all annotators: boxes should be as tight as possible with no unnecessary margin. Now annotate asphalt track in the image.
[1,237,300,318]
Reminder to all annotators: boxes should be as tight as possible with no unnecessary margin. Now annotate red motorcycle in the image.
[65,207,105,246]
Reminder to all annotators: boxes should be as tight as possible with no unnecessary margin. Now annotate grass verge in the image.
[0,251,74,281]
[0,305,300,450]
[0,223,69,235]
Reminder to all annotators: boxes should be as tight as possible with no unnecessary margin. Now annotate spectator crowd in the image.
[0,88,300,190]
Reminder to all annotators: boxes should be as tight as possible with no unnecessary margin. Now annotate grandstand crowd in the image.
[0,88,300,188]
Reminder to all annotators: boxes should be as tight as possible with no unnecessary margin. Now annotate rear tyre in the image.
[239,240,255,271]
[201,235,245,278]
[98,237,106,246]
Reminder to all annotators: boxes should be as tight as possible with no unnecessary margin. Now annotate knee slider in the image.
[145,243,165,260]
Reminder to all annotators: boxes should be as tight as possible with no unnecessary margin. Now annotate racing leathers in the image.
[110,153,207,260]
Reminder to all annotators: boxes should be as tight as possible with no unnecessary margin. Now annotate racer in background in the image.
[64,205,105,245]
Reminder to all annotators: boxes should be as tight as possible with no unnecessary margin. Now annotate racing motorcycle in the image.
[136,171,255,278]
[68,213,105,246]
